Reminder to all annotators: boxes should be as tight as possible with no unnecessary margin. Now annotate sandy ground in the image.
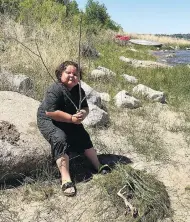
[95,104,190,222]
[0,102,190,222]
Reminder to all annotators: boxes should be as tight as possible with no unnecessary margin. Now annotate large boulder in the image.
[0,91,50,182]
[83,104,109,127]
[81,82,110,126]
[81,81,102,108]
[0,89,109,182]
[0,68,34,96]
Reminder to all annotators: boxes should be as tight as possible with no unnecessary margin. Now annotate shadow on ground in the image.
[0,153,132,189]
[70,153,132,183]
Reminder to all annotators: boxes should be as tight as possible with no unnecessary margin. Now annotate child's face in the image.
[61,65,79,89]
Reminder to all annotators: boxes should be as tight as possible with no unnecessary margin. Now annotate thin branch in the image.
[34,39,78,111]
[8,37,40,58]
[78,15,83,111]
[117,185,138,217]
[8,35,83,111]
[35,39,56,83]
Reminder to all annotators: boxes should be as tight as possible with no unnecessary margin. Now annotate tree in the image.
[85,0,120,31]
[55,0,79,17]
[85,0,108,26]
[66,0,79,16]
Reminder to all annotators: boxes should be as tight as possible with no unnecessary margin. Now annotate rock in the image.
[129,48,138,52]
[99,92,110,102]
[90,69,106,78]
[0,91,50,182]
[97,66,116,77]
[122,74,138,84]
[114,90,141,109]
[81,82,109,126]
[90,66,116,78]
[165,53,176,58]
[83,104,109,127]
[81,81,102,108]
[81,43,100,58]
[119,56,171,68]
[0,68,34,96]
[133,84,166,103]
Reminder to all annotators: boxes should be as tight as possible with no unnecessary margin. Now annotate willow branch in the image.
[78,15,83,111]
[7,37,40,58]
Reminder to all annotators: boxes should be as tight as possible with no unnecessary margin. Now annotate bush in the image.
[0,0,20,16]
[18,0,67,25]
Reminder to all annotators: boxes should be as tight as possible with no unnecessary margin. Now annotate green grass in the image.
[82,40,190,110]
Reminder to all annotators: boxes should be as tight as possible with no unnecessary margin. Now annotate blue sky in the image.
[77,0,190,34]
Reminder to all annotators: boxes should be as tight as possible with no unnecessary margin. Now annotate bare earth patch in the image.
[0,120,20,145]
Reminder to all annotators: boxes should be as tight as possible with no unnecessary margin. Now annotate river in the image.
[153,50,190,65]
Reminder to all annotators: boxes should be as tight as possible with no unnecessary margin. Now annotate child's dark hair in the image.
[55,61,82,82]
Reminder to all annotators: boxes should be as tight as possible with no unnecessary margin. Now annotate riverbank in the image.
[1,17,190,222]
[128,33,190,49]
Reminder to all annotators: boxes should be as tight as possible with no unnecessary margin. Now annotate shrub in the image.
[18,0,67,25]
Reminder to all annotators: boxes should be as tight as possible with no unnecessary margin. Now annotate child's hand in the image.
[74,109,87,121]
[71,115,82,124]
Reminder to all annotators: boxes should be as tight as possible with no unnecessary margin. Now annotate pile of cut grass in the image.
[94,165,172,222]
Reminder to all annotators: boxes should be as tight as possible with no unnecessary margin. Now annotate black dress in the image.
[37,82,93,161]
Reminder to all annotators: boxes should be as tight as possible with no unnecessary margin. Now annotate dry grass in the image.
[94,165,172,222]
[1,15,190,222]
[128,33,190,46]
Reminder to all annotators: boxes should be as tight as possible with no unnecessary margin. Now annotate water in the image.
[153,50,190,65]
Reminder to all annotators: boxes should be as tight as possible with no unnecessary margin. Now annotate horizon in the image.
[77,0,190,35]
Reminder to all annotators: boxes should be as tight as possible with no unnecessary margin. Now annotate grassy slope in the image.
[1,18,190,222]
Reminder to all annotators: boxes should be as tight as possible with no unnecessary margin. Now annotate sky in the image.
[76,0,190,34]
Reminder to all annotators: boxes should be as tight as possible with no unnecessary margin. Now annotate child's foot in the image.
[61,181,76,197]
[98,164,111,175]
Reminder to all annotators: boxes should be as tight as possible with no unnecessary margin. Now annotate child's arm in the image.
[45,110,82,124]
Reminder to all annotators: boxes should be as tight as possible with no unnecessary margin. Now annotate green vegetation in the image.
[0,0,20,15]
[18,0,66,25]
[1,1,190,221]
[0,0,120,30]
[84,0,120,31]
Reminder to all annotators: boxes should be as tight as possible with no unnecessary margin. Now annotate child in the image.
[37,61,110,196]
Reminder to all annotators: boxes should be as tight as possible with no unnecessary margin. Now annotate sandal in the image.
[61,181,76,197]
[98,164,111,175]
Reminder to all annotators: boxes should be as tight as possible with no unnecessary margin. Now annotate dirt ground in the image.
[0,103,190,222]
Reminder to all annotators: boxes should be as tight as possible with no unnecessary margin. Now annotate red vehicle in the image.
[115,35,130,41]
